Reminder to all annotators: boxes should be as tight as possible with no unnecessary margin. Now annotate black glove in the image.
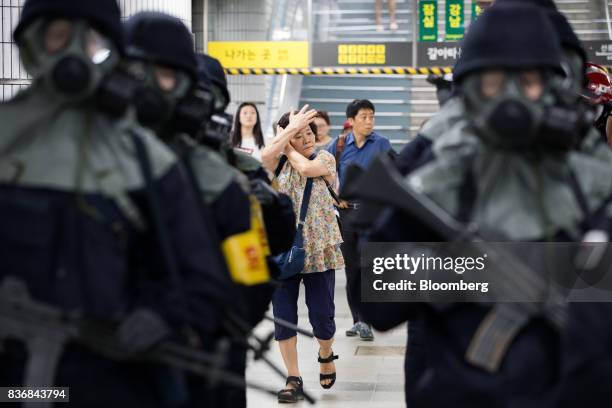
[118,308,171,354]
[250,179,279,206]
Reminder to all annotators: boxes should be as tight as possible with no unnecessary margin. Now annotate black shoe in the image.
[318,349,339,389]
[278,376,304,403]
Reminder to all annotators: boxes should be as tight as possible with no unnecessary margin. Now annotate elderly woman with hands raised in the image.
[262,105,345,403]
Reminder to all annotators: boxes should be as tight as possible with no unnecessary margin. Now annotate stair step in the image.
[301,97,410,104]
[330,125,408,131]
[303,85,411,91]
[313,9,412,16]
[330,27,412,34]
[337,0,410,3]
[325,111,409,117]
[335,17,410,25]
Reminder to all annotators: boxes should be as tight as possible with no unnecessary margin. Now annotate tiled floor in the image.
[246,270,407,407]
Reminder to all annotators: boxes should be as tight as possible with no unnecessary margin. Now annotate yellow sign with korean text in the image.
[208,41,309,69]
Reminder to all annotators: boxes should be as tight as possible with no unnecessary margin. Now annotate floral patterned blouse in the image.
[276,150,345,273]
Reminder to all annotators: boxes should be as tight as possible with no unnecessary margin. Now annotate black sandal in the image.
[277,376,304,403]
[318,350,339,389]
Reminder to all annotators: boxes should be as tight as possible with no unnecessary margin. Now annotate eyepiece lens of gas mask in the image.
[44,19,73,54]
[125,60,147,81]
[480,70,505,99]
[519,70,544,101]
[85,28,112,65]
[155,66,178,93]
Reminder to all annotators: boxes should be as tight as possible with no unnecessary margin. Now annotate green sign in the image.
[472,1,485,21]
[445,0,465,41]
[419,0,438,42]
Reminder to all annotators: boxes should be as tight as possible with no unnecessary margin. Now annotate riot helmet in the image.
[14,0,123,102]
[454,6,563,150]
[197,54,231,114]
[192,54,233,149]
[123,12,200,132]
[493,0,593,150]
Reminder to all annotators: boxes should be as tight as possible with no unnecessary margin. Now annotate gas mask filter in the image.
[19,18,118,102]
[463,70,548,150]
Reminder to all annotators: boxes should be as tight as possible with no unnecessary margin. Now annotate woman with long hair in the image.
[230,102,266,160]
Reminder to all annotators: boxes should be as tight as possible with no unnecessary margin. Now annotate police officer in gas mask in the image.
[355,6,612,407]
[396,0,607,177]
[192,53,299,408]
[193,53,297,258]
[0,0,234,407]
[123,13,289,408]
[494,0,605,157]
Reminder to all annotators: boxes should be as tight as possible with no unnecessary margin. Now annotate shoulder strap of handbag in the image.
[274,155,289,179]
[276,152,339,206]
[297,177,315,230]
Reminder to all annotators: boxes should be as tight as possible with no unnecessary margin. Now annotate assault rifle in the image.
[0,277,284,408]
[340,154,570,373]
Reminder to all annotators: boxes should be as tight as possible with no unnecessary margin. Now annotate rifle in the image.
[341,154,569,373]
[0,277,285,408]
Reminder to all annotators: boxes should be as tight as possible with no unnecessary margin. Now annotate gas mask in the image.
[194,113,233,150]
[124,60,192,131]
[19,18,119,103]
[463,70,551,150]
[540,50,596,151]
[170,88,214,136]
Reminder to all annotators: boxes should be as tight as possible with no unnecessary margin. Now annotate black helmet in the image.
[494,0,586,62]
[196,54,231,112]
[495,0,558,10]
[14,0,123,53]
[124,12,197,79]
[453,6,562,83]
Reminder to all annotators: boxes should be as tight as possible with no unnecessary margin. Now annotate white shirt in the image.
[235,137,265,161]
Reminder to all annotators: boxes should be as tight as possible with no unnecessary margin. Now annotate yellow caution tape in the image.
[224,66,454,75]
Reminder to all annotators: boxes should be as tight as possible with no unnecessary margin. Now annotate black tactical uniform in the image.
[355,6,612,407]
[123,13,292,408]
[0,1,232,407]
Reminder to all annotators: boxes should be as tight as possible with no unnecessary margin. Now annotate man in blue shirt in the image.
[327,99,394,341]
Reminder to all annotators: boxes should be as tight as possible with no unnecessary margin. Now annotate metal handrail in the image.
[264,0,290,135]
[605,0,612,40]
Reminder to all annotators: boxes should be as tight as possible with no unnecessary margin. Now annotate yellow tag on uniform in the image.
[222,230,269,286]
[221,196,271,286]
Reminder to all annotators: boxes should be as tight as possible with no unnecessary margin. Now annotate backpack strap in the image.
[130,130,181,288]
[456,167,477,224]
[335,134,346,173]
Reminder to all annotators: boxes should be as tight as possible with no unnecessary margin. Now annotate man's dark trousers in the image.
[339,207,362,324]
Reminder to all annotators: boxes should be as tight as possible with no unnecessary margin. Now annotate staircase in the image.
[307,0,417,150]
[299,75,414,150]
[314,0,413,42]
[556,0,609,41]
[303,0,610,149]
